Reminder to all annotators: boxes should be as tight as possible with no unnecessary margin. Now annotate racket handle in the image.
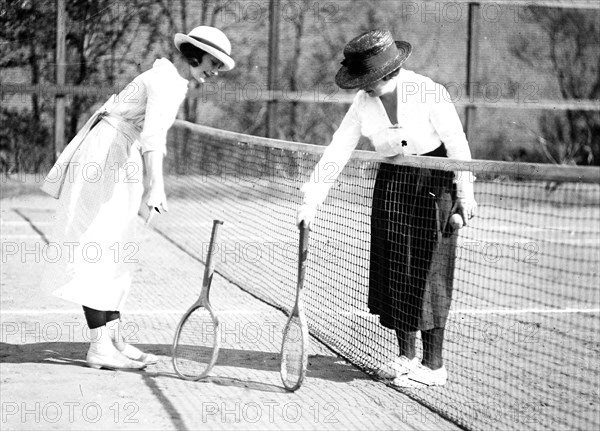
[298,221,309,285]
[203,220,223,285]
[298,221,309,245]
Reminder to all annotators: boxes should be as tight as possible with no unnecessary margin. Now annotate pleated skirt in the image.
[368,149,458,332]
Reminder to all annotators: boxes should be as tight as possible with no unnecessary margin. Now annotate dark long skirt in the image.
[368,148,458,332]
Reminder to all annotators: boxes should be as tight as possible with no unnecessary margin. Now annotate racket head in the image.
[280,311,309,391]
[172,304,220,380]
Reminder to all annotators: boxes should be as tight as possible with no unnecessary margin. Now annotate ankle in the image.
[89,325,112,344]
[105,319,127,350]
[88,336,118,355]
[113,340,130,352]
[421,361,443,371]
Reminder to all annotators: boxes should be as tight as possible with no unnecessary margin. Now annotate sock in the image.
[106,310,121,322]
[395,329,417,359]
[106,319,126,351]
[88,325,117,355]
[82,306,107,329]
[422,327,445,370]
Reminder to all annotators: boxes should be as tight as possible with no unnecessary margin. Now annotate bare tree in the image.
[64,1,155,139]
[510,7,600,165]
[0,1,56,170]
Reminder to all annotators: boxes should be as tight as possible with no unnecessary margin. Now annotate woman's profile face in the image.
[188,53,224,83]
[361,76,396,98]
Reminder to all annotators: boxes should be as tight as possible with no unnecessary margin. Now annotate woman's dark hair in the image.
[382,67,401,81]
[179,42,206,63]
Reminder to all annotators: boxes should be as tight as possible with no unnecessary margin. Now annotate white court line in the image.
[491,226,600,233]
[0,221,53,226]
[341,308,600,316]
[459,238,600,245]
[1,234,597,245]
[2,235,45,240]
[0,309,275,316]
[2,308,599,316]
[451,308,600,314]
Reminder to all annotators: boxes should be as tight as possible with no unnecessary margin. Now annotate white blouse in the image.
[302,68,475,206]
[41,58,189,199]
[111,58,189,155]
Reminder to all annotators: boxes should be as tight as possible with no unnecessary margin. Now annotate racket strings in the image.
[281,316,306,388]
[173,307,219,379]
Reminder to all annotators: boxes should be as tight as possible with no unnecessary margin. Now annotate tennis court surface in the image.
[1,183,461,431]
[2,121,599,430]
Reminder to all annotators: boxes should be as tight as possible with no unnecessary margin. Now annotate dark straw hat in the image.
[335,29,412,90]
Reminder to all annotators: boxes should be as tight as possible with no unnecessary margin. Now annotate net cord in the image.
[173,120,600,184]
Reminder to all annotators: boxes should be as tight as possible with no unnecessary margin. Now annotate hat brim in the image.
[335,41,412,90]
[174,33,235,71]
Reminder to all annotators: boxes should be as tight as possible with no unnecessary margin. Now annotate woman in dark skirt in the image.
[368,150,458,384]
[297,29,477,387]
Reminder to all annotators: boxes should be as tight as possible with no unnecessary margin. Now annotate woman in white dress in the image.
[297,29,477,387]
[41,26,235,370]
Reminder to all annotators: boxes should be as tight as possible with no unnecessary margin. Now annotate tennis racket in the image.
[280,221,310,391]
[172,219,223,380]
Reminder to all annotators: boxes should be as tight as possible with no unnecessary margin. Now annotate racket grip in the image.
[204,220,224,276]
[299,222,309,252]
[298,221,309,284]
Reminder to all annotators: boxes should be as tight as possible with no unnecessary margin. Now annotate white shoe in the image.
[377,356,420,379]
[395,364,448,387]
[118,344,159,365]
[86,346,146,370]
[106,319,159,365]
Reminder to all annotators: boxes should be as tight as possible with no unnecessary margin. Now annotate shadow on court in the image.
[0,342,370,385]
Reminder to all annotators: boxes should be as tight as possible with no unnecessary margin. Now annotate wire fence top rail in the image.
[460,0,600,9]
[3,83,600,112]
[174,121,600,184]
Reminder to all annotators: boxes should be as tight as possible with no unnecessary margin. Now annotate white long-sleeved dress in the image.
[41,58,188,311]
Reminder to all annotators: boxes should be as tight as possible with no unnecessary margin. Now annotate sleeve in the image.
[139,68,188,155]
[301,93,363,206]
[429,84,476,202]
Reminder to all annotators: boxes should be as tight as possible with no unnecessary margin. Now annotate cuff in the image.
[455,171,476,202]
[300,182,327,208]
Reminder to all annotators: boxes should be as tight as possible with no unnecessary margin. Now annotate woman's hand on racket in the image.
[297,203,317,230]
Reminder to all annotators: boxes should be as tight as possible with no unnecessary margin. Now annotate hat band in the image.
[189,35,229,56]
[342,42,399,75]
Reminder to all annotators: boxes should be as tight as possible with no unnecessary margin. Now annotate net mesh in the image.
[158,121,600,430]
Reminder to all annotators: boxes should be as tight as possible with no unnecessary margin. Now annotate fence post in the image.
[54,0,66,162]
[465,2,480,143]
[266,0,280,139]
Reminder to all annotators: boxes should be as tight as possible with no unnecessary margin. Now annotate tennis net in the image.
[158,120,600,431]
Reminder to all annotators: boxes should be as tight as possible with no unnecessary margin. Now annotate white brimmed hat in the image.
[174,26,235,71]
